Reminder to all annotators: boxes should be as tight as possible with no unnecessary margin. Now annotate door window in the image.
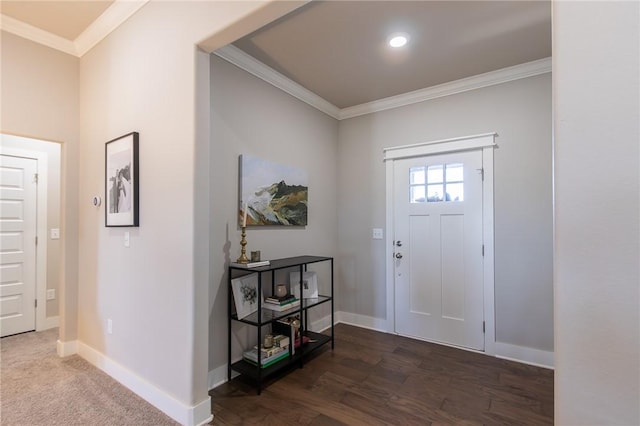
[410,163,464,203]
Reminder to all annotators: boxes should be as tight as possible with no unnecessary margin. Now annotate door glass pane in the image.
[427,184,444,202]
[427,165,443,183]
[411,186,425,203]
[446,163,463,182]
[446,182,464,202]
[410,167,425,184]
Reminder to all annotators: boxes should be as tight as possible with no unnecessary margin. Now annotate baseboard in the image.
[310,313,334,332]
[77,342,212,426]
[192,399,214,426]
[208,362,240,391]
[43,316,59,330]
[494,342,554,369]
[335,311,388,332]
[56,339,78,357]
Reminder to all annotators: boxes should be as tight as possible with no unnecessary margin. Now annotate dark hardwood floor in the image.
[210,324,553,425]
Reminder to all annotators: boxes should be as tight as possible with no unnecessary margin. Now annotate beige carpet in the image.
[1,328,180,425]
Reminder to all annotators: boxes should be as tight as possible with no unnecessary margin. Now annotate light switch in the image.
[372,228,383,240]
[124,231,130,248]
[47,289,55,300]
[50,228,60,240]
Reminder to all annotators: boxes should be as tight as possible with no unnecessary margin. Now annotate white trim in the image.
[481,145,496,357]
[74,0,149,57]
[56,339,78,357]
[215,45,341,119]
[385,161,396,334]
[340,57,552,119]
[336,311,388,332]
[213,46,550,122]
[0,14,77,56]
[495,342,554,369]
[78,342,212,426]
[0,0,148,57]
[310,313,333,333]
[191,399,214,426]
[0,146,48,334]
[43,315,59,330]
[208,363,237,391]
[384,133,497,161]
[384,134,496,355]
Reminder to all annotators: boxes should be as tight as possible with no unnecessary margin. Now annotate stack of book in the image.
[263,294,300,311]
[243,335,290,368]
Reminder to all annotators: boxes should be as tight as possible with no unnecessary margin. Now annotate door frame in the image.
[384,133,496,355]
[0,146,49,332]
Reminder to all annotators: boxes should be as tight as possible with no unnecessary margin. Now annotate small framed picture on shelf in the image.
[289,271,318,299]
[231,273,263,320]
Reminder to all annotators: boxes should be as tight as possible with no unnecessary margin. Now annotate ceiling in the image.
[1,0,551,111]
[233,1,551,109]
[1,0,113,40]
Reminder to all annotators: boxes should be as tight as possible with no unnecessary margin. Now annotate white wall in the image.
[554,1,640,424]
[338,74,553,354]
[76,1,300,423]
[209,55,339,383]
[0,31,79,339]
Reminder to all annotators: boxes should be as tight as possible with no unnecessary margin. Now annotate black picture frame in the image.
[105,132,139,227]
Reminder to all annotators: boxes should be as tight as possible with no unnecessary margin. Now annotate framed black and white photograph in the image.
[231,273,263,320]
[290,271,318,299]
[105,132,139,227]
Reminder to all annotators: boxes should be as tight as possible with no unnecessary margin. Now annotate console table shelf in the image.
[227,255,334,394]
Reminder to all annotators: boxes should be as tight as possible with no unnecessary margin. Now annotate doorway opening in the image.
[1,134,62,337]
[384,133,496,354]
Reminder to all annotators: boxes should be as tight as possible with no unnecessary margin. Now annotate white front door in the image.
[0,154,38,337]
[393,149,485,350]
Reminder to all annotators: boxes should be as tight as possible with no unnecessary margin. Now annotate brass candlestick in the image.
[236,226,249,263]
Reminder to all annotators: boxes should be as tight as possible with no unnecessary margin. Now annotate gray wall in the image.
[209,55,339,374]
[338,74,553,352]
[209,54,552,359]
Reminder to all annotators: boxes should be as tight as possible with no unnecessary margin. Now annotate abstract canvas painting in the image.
[239,155,308,226]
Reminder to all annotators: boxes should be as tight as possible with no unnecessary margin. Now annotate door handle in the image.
[395,253,403,259]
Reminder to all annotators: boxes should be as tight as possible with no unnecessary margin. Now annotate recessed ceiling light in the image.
[388,33,409,48]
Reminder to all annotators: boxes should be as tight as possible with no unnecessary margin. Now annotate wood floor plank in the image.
[267,383,389,426]
[340,391,429,425]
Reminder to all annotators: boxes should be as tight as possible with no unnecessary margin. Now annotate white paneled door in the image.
[394,150,485,350]
[0,155,37,337]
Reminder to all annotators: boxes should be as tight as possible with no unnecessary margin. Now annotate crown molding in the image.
[214,46,550,121]
[339,57,552,120]
[1,0,148,57]
[215,45,341,120]
[1,13,77,56]
[75,0,149,57]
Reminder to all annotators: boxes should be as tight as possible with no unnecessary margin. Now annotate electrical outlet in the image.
[372,228,384,240]
[107,319,113,334]
[46,289,55,300]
